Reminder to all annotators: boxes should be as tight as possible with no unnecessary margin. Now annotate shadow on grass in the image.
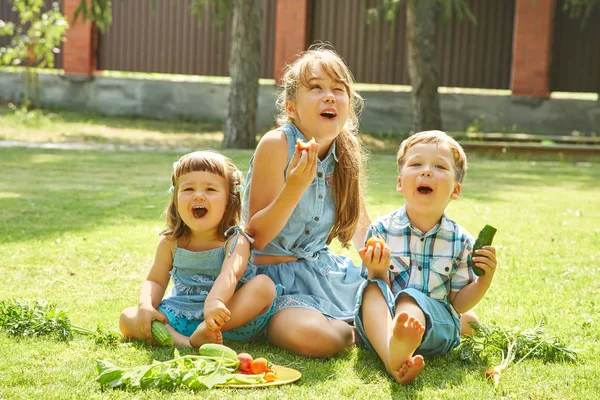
[353,345,485,395]
[1,147,599,245]
[0,103,223,135]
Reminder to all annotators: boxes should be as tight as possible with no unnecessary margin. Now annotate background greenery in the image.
[0,108,599,399]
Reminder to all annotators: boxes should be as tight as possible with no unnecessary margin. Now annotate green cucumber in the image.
[151,320,174,346]
[468,224,497,276]
[199,343,238,362]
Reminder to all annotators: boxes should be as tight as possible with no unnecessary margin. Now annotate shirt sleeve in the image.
[450,234,475,291]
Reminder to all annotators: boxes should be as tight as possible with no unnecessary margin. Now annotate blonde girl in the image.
[120,150,277,347]
[242,45,371,357]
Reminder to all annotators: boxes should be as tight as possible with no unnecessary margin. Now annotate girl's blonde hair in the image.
[396,130,468,183]
[276,44,366,247]
[163,150,243,241]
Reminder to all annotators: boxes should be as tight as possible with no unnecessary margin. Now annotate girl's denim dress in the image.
[242,124,365,322]
[158,226,278,341]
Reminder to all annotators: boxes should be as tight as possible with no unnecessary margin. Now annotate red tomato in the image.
[249,357,269,374]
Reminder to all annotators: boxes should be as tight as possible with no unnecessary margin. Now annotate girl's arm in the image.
[136,237,173,338]
[352,199,371,250]
[203,235,252,330]
[246,130,318,250]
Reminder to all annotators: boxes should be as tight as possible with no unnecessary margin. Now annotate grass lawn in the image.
[1,107,599,399]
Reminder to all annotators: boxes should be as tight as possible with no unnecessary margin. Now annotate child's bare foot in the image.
[395,355,425,384]
[388,312,425,374]
[189,322,223,348]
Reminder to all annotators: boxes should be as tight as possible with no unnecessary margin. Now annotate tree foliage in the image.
[0,0,68,107]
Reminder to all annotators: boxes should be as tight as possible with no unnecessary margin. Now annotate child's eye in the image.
[409,163,421,167]
[310,84,321,90]
[182,187,194,191]
[436,165,447,170]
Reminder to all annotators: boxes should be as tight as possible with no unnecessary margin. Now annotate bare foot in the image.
[388,312,425,372]
[189,322,223,348]
[395,355,425,384]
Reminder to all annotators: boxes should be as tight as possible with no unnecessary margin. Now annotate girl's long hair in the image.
[276,44,367,247]
[163,150,243,241]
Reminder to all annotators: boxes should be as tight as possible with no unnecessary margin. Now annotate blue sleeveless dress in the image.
[242,124,365,322]
[158,226,279,341]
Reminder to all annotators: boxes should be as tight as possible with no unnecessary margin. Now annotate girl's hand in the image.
[203,299,231,331]
[359,241,391,280]
[136,304,166,341]
[473,245,497,284]
[286,138,318,191]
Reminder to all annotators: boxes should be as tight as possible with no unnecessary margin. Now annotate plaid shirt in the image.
[361,205,475,313]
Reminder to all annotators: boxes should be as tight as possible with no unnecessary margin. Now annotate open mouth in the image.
[192,206,207,218]
[320,110,337,119]
[417,186,433,194]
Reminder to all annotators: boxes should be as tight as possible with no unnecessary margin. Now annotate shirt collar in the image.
[394,204,454,236]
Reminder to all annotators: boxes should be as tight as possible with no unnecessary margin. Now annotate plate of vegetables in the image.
[96,343,301,390]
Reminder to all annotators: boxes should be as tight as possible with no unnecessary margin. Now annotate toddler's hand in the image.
[136,304,166,341]
[472,245,497,284]
[203,299,231,331]
[359,240,391,280]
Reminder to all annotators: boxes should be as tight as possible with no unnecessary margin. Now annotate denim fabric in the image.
[354,279,461,357]
[242,123,365,320]
[159,226,257,321]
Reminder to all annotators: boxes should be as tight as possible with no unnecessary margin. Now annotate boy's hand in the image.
[472,245,497,283]
[359,241,391,280]
[203,299,231,331]
[136,304,166,341]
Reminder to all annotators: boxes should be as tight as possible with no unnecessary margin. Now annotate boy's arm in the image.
[450,245,497,313]
[245,130,318,250]
[203,235,252,330]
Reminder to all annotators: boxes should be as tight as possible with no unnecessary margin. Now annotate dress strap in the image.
[224,226,255,256]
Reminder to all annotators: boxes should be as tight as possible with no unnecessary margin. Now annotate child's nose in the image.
[420,169,432,177]
[323,90,335,102]
[193,191,206,200]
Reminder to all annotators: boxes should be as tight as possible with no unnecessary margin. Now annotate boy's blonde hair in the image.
[163,150,243,241]
[396,130,468,183]
[275,44,366,247]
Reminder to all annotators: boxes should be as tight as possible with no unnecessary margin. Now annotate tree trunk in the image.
[223,0,262,149]
[406,0,442,132]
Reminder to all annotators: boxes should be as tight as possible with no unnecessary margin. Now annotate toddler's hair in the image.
[163,150,243,240]
[396,130,468,183]
[276,44,366,247]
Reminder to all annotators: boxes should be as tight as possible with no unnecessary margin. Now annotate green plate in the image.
[216,365,302,388]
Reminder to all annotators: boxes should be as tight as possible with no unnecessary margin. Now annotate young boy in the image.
[354,130,497,384]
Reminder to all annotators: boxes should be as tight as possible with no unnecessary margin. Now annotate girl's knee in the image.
[273,320,352,357]
[250,274,277,299]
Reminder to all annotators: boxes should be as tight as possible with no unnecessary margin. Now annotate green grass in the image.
[1,108,599,399]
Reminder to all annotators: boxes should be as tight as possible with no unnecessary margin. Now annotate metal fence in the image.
[97,0,276,79]
[311,0,515,89]
[2,0,600,93]
[551,0,600,93]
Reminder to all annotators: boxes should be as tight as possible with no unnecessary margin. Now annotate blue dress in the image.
[242,124,365,322]
[158,226,279,341]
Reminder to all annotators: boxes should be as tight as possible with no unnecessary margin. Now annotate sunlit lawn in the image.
[0,107,599,399]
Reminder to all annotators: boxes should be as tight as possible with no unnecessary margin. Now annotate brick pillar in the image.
[62,0,97,76]
[511,0,556,97]
[273,0,310,83]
